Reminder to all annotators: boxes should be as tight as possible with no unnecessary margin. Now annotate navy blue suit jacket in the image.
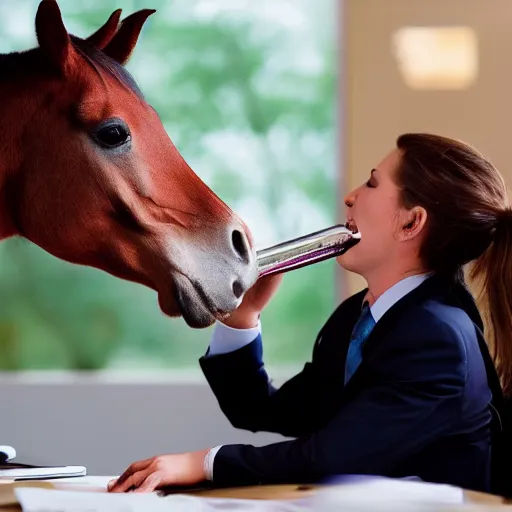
[199,272,502,493]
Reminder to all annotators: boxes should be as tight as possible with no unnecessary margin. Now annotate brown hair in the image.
[395,133,512,396]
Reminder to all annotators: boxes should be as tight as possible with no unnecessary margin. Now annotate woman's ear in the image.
[398,206,428,241]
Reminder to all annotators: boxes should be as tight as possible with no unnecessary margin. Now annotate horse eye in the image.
[94,122,131,149]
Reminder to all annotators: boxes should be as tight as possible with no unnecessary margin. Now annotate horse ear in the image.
[35,0,76,75]
[102,9,156,65]
[86,9,122,50]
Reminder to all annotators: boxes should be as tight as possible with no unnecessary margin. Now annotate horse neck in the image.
[0,75,46,239]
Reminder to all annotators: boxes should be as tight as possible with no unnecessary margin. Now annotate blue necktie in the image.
[344,302,376,384]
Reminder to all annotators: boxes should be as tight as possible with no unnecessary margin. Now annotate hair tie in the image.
[496,207,512,227]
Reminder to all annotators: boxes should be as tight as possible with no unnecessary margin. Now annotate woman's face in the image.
[337,148,413,277]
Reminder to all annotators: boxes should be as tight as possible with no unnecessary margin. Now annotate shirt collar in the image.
[365,272,433,323]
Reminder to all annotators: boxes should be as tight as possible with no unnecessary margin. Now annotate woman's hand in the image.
[222,273,284,329]
[107,449,209,493]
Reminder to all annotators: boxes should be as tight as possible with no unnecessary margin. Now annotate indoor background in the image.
[0,0,510,475]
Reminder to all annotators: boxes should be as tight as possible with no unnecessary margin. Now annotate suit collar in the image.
[366,273,433,323]
[341,270,485,387]
[356,270,484,335]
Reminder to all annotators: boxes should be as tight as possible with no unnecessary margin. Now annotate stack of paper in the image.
[1,475,505,512]
[14,488,308,512]
[0,464,86,481]
[314,476,493,512]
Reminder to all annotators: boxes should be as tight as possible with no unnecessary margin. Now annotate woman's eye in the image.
[94,122,131,149]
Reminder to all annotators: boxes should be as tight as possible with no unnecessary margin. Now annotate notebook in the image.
[0,445,86,480]
[0,462,87,480]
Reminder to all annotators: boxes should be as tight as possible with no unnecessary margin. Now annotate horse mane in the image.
[0,35,144,100]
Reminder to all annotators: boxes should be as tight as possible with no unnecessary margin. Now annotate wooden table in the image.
[0,480,510,510]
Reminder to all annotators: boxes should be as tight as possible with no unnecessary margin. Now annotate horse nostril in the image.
[232,280,244,299]
[231,229,250,263]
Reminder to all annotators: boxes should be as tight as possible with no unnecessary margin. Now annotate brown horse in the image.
[0,0,257,328]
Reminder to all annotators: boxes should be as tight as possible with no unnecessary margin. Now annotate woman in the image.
[108,133,512,495]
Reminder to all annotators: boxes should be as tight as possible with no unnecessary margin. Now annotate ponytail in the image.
[470,210,512,397]
[394,133,512,395]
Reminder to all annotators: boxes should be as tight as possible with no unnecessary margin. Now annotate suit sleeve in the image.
[208,314,471,486]
[199,333,321,438]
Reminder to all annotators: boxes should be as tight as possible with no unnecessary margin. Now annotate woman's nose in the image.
[344,191,356,208]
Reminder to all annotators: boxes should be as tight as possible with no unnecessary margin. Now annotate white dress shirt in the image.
[202,272,433,481]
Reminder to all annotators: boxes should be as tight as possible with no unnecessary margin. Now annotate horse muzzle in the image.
[157,221,258,328]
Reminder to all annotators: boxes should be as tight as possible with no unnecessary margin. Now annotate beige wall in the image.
[339,0,512,296]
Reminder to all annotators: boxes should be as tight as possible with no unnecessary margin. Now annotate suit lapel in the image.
[343,274,450,388]
[314,272,483,389]
[364,273,445,347]
[313,289,366,377]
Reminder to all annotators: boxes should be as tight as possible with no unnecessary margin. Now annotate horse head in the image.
[0,0,258,328]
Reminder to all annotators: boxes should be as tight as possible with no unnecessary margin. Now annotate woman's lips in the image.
[346,220,358,234]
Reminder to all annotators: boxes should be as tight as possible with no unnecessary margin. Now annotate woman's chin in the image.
[336,248,361,273]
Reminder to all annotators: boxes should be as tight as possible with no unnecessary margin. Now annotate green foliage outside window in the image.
[0,0,338,371]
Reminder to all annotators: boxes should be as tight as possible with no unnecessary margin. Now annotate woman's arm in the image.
[199,325,320,438]
[209,315,476,486]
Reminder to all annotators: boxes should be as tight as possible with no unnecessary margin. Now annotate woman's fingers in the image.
[107,452,206,493]
[132,472,164,493]
[108,468,150,493]
[108,457,154,491]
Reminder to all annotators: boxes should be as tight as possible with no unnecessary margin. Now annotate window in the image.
[0,0,338,373]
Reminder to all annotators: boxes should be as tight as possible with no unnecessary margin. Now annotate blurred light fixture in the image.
[392,26,478,91]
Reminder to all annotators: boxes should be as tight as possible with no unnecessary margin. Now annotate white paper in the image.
[14,476,484,512]
[15,488,309,512]
[16,487,168,512]
[45,475,115,490]
[0,465,86,480]
[314,476,467,512]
